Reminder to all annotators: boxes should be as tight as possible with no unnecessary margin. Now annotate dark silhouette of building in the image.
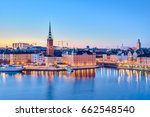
[136,39,141,49]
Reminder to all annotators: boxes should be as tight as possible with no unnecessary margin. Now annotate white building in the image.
[102,54,108,61]
[117,53,128,62]
[133,51,138,60]
[31,53,45,65]
[128,51,133,61]
[0,53,10,63]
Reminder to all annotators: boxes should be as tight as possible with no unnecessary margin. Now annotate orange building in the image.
[63,50,96,67]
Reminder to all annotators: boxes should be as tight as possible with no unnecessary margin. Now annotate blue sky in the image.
[0,0,150,48]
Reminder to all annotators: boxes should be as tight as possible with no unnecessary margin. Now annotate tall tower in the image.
[136,39,141,49]
[47,22,54,56]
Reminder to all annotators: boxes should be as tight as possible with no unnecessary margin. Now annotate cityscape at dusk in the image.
[0,0,150,100]
[0,0,150,48]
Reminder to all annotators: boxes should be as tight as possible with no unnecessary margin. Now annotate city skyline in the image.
[0,0,150,48]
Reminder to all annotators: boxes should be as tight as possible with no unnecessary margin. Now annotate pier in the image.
[23,63,150,72]
[24,65,99,71]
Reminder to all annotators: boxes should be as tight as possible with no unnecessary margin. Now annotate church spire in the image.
[48,21,52,40]
[47,21,54,57]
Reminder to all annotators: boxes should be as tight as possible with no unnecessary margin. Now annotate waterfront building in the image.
[47,22,54,57]
[119,53,128,62]
[10,53,32,65]
[110,54,118,62]
[95,51,107,63]
[127,51,138,62]
[102,53,126,63]
[31,53,45,65]
[136,39,141,49]
[137,57,150,66]
[45,56,63,66]
[63,49,96,67]
[45,57,56,66]
[133,51,138,61]
[12,43,31,49]
[96,56,103,63]
[102,54,108,61]
[55,57,63,64]
[127,51,133,61]
[0,53,10,64]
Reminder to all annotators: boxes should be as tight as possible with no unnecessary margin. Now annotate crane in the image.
[57,40,68,47]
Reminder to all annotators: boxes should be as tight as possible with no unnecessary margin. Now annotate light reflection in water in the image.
[15,73,22,79]
[0,68,150,85]
[117,69,150,86]
[23,69,96,79]
[145,72,148,85]
[0,73,8,83]
[0,68,150,100]
[1,73,8,79]
[70,69,96,79]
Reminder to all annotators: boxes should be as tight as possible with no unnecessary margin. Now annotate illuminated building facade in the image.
[137,57,150,66]
[63,50,96,67]
[127,51,133,61]
[0,53,10,64]
[110,55,118,62]
[45,57,56,66]
[45,57,63,66]
[10,53,32,65]
[31,53,45,65]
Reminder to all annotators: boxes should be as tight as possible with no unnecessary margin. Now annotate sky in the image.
[0,0,150,48]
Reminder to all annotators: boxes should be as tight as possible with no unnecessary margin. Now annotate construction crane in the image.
[57,40,68,47]
[31,43,37,46]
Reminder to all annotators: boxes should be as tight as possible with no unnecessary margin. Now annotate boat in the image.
[0,65,24,72]
[65,66,73,73]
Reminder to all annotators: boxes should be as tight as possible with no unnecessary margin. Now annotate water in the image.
[0,68,150,100]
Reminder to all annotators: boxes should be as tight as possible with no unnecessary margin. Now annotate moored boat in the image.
[65,66,73,73]
[0,65,24,72]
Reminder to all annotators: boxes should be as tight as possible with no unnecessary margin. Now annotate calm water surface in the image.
[0,68,150,100]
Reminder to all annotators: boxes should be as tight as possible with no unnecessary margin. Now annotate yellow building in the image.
[63,50,96,67]
[45,56,63,66]
[45,57,56,66]
[10,53,32,65]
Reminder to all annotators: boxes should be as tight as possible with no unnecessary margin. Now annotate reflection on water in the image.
[0,68,150,86]
[0,68,150,100]
[118,69,150,85]
[1,69,149,82]
[23,69,96,79]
